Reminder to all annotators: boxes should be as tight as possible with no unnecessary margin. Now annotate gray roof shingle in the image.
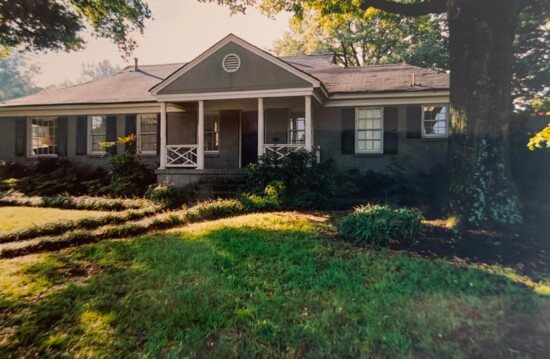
[0,63,183,107]
[0,55,448,108]
[308,64,449,94]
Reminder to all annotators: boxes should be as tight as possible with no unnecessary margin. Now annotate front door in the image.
[241,111,258,167]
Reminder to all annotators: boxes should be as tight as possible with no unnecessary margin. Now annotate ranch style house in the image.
[0,34,450,188]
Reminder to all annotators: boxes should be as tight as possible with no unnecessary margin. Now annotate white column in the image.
[197,100,205,169]
[305,95,313,151]
[159,102,167,169]
[257,97,265,157]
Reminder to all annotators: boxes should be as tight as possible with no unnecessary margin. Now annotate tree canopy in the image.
[0,53,41,101]
[0,0,152,57]
[273,4,448,69]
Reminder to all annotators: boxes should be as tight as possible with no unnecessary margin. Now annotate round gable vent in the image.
[222,53,241,73]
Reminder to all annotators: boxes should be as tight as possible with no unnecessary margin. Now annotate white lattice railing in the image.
[166,145,198,168]
[263,144,306,161]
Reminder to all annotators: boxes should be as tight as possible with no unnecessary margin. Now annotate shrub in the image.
[336,204,424,247]
[144,183,191,209]
[245,150,338,209]
[98,151,155,197]
[0,161,31,179]
[240,181,283,211]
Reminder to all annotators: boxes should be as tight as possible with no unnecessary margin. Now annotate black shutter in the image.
[156,113,161,156]
[406,106,422,139]
[57,117,68,156]
[106,115,117,155]
[125,114,137,154]
[76,116,87,155]
[383,107,398,154]
[15,118,27,157]
[341,108,355,154]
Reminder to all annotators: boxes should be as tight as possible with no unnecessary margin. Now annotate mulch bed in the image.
[393,220,550,281]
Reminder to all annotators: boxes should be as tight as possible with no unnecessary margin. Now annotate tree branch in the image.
[360,0,446,16]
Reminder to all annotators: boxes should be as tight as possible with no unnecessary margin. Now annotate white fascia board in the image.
[324,91,450,107]
[150,34,321,95]
[156,88,318,102]
[0,103,184,117]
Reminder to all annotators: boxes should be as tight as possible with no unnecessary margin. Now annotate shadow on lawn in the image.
[1,224,549,358]
[389,221,550,282]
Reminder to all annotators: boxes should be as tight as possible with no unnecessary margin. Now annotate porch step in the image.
[155,168,246,200]
[194,174,246,200]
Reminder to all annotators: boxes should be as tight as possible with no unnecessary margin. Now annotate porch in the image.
[157,95,314,171]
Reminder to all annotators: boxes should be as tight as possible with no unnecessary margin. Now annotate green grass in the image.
[0,206,111,232]
[0,212,549,358]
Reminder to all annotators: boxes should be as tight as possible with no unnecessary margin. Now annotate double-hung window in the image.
[289,112,305,144]
[137,114,158,154]
[88,115,107,154]
[204,114,219,152]
[422,105,448,138]
[356,107,383,154]
[30,117,57,156]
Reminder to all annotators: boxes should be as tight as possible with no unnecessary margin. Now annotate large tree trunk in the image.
[448,0,524,227]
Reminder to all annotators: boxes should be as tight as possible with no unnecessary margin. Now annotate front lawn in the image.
[0,213,548,358]
[0,206,111,232]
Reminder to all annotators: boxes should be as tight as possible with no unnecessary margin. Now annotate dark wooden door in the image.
[241,111,258,167]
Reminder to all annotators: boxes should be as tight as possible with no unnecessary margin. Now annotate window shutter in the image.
[15,118,27,157]
[341,108,355,154]
[383,107,398,154]
[406,106,422,139]
[125,114,137,154]
[156,113,161,156]
[76,116,87,155]
[57,117,68,156]
[106,115,117,155]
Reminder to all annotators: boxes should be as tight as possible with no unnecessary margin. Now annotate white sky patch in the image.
[33,0,291,87]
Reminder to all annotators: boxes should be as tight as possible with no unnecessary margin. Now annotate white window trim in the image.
[288,111,306,145]
[87,115,107,155]
[355,107,384,154]
[421,104,449,139]
[136,114,158,155]
[27,116,58,157]
[204,113,220,154]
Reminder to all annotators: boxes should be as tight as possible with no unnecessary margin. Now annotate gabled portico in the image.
[150,34,322,173]
[156,94,314,171]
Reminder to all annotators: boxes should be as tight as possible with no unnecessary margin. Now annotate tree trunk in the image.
[448,0,524,227]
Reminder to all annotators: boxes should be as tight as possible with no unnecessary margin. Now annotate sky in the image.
[33,0,292,87]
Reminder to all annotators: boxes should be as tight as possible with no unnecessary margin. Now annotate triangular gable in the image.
[150,34,321,96]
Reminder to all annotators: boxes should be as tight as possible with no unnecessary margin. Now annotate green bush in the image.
[245,150,338,209]
[144,183,191,209]
[97,152,155,197]
[336,205,424,247]
[240,181,283,211]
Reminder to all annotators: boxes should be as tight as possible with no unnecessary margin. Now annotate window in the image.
[422,105,448,138]
[289,112,305,144]
[205,114,219,152]
[30,117,57,156]
[137,114,158,154]
[88,115,107,154]
[356,107,383,154]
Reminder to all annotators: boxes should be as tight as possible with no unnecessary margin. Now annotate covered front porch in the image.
[157,95,314,171]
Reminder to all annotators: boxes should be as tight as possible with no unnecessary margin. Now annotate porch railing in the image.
[166,145,198,168]
[263,144,306,161]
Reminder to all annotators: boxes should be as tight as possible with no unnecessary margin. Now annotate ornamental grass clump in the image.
[183,199,247,222]
[337,204,423,247]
